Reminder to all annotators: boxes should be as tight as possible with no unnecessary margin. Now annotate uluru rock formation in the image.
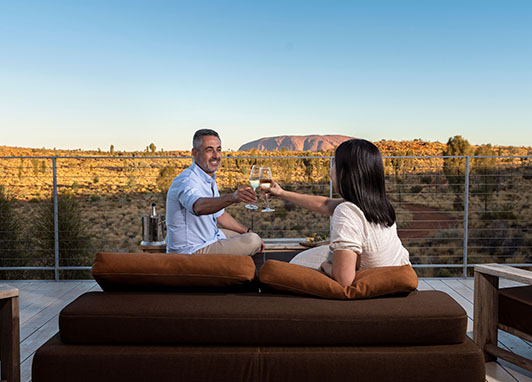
[238,135,354,151]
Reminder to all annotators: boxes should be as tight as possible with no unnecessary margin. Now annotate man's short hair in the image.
[193,129,220,150]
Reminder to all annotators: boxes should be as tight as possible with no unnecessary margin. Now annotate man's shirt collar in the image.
[191,161,216,183]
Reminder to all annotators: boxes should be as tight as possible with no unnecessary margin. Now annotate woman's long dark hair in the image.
[334,139,396,227]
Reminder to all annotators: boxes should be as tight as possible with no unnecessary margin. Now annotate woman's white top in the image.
[329,201,410,270]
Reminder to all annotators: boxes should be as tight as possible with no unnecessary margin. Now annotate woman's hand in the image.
[261,180,284,197]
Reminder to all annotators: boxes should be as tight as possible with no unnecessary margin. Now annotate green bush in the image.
[156,166,178,194]
[410,185,423,194]
[0,186,24,277]
[31,192,94,279]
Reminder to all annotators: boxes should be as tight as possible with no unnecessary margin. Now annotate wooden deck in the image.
[4,278,531,382]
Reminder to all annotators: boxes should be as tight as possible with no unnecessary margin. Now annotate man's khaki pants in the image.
[193,229,262,256]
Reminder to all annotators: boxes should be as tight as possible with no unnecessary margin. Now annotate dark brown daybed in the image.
[32,253,485,382]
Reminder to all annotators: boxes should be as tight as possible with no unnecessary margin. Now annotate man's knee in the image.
[243,232,262,255]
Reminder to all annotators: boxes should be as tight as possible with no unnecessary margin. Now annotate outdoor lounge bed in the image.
[32,253,486,382]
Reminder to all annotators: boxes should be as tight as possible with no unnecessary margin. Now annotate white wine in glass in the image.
[260,167,274,212]
[245,165,260,210]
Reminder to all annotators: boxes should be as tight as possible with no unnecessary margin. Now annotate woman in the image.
[265,139,410,287]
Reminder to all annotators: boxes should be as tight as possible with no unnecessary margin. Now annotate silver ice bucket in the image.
[140,204,166,246]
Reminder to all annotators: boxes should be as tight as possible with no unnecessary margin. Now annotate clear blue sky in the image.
[1,0,531,151]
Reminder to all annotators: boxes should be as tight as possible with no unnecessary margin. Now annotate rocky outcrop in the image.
[238,135,354,151]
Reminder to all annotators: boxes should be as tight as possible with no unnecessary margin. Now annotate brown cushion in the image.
[258,260,418,299]
[498,285,532,335]
[34,333,485,382]
[59,290,466,346]
[91,252,257,291]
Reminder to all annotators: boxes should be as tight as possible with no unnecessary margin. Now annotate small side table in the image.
[139,243,166,253]
[0,284,20,382]
[473,263,532,371]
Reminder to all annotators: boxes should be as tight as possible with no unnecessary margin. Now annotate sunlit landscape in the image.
[1,137,530,279]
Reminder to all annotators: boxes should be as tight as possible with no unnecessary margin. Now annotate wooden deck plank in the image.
[486,361,520,382]
[457,274,526,290]
[498,360,532,381]
[19,282,98,380]
[458,278,475,291]
[424,279,474,317]
[20,282,81,325]
[500,279,528,288]
[20,282,97,343]
[20,310,59,364]
[20,352,33,382]
[18,282,58,311]
[20,282,82,332]
[19,281,79,312]
[441,279,474,302]
[5,281,38,294]
[417,279,434,290]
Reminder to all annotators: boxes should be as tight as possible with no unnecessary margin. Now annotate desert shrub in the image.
[31,192,94,279]
[410,185,423,194]
[274,208,288,219]
[0,186,24,275]
[31,158,42,176]
[420,175,433,184]
[479,206,517,221]
[414,267,435,277]
[443,136,472,210]
[435,267,461,277]
[126,174,137,190]
[156,166,178,194]
[471,145,497,213]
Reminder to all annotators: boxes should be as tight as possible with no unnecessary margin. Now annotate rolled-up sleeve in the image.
[175,182,202,215]
[329,203,365,254]
[174,174,226,218]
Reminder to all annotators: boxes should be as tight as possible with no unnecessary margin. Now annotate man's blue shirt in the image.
[165,162,226,254]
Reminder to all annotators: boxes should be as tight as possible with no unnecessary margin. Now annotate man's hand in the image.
[231,186,258,204]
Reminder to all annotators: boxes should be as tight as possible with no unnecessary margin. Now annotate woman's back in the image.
[330,202,410,269]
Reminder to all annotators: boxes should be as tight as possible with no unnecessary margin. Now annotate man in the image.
[166,129,264,255]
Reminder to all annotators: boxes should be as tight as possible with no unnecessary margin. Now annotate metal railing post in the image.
[53,157,59,281]
[329,157,333,198]
[463,156,470,277]
[329,157,333,235]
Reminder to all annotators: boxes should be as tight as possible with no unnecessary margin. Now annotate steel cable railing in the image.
[0,154,530,279]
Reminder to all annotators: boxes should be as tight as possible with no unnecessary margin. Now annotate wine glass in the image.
[260,167,275,212]
[245,165,260,210]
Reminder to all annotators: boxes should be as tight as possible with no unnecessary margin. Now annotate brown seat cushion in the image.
[91,252,257,291]
[259,260,418,299]
[33,334,485,382]
[498,285,532,335]
[60,290,466,346]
